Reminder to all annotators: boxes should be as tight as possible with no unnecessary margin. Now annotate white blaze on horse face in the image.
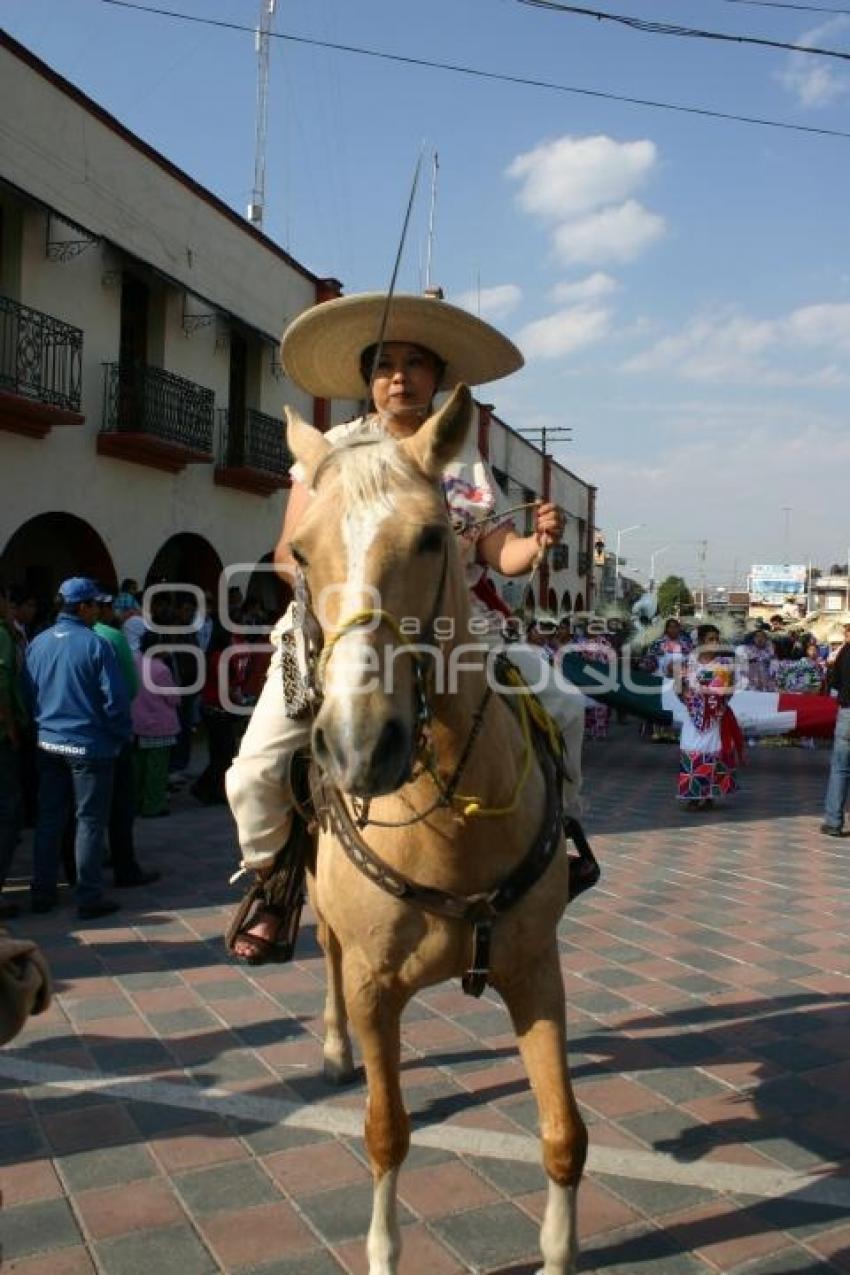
[324,503,391,707]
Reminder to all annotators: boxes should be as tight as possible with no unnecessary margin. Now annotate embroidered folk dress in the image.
[570,634,614,740]
[677,658,740,803]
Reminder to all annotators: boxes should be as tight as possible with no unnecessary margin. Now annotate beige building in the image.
[0,32,597,617]
[483,407,596,614]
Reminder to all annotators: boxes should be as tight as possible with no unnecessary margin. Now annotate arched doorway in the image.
[547,587,557,613]
[1,513,117,614]
[574,592,584,613]
[523,586,536,615]
[561,589,572,614]
[146,533,223,595]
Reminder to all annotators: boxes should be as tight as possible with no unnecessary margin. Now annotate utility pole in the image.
[247,0,276,230]
[517,426,572,458]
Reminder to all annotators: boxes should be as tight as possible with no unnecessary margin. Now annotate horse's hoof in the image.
[323,1054,355,1085]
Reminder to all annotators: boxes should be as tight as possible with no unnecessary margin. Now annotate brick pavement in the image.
[1,727,849,1273]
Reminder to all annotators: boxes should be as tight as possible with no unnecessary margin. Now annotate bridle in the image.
[311,533,449,766]
[290,497,587,1001]
[295,535,548,830]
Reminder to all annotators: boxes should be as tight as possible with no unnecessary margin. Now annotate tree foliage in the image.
[657,574,693,616]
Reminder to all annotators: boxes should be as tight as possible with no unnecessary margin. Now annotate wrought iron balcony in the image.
[0,294,84,437]
[98,361,215,472]
[214,407,291,496]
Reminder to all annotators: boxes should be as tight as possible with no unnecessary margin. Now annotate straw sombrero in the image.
[281,292,523,399]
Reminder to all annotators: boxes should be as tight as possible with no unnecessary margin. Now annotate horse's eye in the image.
[290,543,308,569]
[416,525,446,554]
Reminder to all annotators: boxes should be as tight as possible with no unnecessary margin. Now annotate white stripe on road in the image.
[2,1052,848,1209]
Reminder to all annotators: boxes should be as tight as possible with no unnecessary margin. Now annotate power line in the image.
[516,0,850,61]
[714,0,850,16]
[96,0,850,141]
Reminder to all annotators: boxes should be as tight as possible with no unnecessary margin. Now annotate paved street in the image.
[2,727,849,1274]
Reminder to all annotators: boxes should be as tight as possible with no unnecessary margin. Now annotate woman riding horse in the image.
[226,292,595,963]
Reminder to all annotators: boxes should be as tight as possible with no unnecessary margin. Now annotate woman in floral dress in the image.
[570,627,614,741]
[675,624,743,810]
[776,638,826,749]
[641,618,693,742]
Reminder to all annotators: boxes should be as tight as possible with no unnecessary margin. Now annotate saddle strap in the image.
[314,713,565,996]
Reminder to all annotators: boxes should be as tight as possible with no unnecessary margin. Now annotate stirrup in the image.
[225,817,313,965]
[563,816,601,899]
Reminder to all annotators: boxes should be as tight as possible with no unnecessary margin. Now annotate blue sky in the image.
[5,0,850,588]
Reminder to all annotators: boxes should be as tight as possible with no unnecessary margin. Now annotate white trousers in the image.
[225,615,585,872]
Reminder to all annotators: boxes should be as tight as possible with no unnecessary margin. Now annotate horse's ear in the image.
[284,405,331,484]
[403,384,473,479]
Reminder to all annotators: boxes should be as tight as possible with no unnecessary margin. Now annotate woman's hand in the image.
[534,501,565,547]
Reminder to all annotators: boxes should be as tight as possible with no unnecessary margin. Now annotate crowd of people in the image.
[519,608,850,824]
[0,574,275,921]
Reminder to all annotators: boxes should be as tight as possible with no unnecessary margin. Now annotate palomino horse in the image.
[285,385,587,1274]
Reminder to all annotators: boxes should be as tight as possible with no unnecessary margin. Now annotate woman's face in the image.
[369,342,441,428]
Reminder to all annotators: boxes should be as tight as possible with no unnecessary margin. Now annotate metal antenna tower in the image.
[247,0,276,230]
[425,150,439,292]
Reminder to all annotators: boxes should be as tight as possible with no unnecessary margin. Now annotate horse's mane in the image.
[313,435,433,516]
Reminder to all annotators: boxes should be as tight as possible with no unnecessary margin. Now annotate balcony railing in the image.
[219,407,291,474]
[214,407,291,494]
[0,294,83,412]
[101,362,214,455]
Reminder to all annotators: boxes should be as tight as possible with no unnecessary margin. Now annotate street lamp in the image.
[649,544,670,590]
[615,523,644,600]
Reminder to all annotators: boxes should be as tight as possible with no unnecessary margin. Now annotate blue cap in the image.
[113,591,139,615]
[58,577,101,605]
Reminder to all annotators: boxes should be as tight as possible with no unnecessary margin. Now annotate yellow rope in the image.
[316,608,419,685]
[450,686,534,818]
[317,609,558,821]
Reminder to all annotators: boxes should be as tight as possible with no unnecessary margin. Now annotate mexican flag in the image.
[560,654,838,739]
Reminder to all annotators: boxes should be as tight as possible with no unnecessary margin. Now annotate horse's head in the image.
[286,384,473,796]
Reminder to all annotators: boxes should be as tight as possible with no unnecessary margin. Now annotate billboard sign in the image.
[749,564,807,604]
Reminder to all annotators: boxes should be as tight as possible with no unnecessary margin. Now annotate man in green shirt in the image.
[94,593,159,889]
[0,585,28,918]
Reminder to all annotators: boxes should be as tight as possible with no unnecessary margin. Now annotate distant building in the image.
[0,32,598,618]
[810,574,850,614]
[484,407,596,613]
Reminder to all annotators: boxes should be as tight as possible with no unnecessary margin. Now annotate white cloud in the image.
[624,303,850,384]
[577,417,850,574]
[553,201,666,266]
[785,302,850,350]
[507,135,657,220]
[551,272,618,304]
[515,304,612,359]
[453,283,522,321]
[778,18,850,107]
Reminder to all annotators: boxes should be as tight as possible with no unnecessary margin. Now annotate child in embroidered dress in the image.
[674,624,742,810]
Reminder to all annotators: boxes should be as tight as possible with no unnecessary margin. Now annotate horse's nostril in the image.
[374,717,407,770]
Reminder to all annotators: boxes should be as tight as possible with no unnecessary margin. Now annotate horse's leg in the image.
[316,915,354,1082]
[499,941,587,1275]
[344,962,408,1275]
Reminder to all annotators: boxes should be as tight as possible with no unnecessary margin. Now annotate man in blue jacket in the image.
[25,578,131,919]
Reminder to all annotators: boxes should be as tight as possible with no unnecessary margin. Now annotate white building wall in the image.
[0,37,353,595]
[487,417,593,613]
[0,42,316,341]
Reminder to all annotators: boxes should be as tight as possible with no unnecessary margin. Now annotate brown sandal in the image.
[226,901,295,966]
[225,819,313,966]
